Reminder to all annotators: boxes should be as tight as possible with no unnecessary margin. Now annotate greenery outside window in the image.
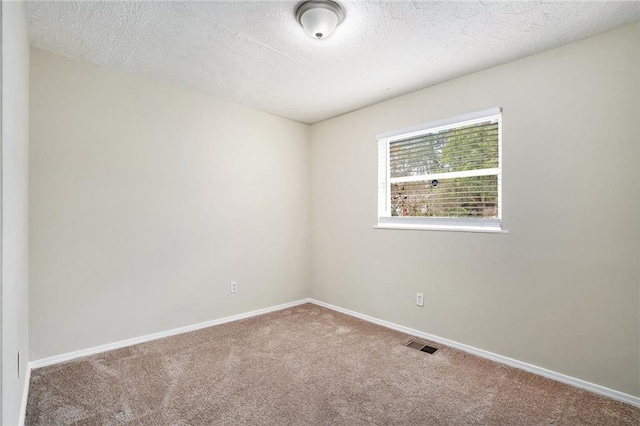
[377,108,503,232]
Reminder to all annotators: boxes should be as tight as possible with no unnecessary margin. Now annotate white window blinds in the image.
[377,108,502,230]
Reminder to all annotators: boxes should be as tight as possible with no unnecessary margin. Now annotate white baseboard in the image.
[18,363,31,426]
[308,298,640,408]
[29,298,311,369]
[25,296,640,412]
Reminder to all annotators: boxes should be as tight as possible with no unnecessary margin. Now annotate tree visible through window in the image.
[377,108,502,230]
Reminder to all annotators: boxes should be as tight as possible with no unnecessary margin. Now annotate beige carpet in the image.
[26,303,640,425]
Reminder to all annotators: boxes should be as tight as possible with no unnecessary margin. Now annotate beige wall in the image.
[309,22,640,397]
[2,2,30,425]
[29,48,310,360]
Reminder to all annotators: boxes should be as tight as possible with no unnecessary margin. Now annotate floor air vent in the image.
[405,339,438,354]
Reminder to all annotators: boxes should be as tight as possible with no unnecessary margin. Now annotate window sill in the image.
[374,224,509,234]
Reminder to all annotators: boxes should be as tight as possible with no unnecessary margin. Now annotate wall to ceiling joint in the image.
[25,1,640,124]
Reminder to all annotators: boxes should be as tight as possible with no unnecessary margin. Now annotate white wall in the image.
[309,22,640,397]
[1,2,30,425]
[29,48,310,360]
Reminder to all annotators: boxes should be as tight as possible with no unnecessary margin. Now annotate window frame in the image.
[376,107,505,233]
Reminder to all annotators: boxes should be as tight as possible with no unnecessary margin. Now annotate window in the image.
[377,107,503,232]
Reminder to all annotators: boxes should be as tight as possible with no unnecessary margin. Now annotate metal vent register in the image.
[405,339,439,354]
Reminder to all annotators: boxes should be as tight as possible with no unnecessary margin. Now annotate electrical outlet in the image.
[230,281,238,293]
[416,293,424,307]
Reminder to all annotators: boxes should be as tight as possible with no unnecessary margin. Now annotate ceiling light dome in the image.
[295,0,345,40]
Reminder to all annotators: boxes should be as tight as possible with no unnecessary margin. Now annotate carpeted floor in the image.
[26,303,640,425]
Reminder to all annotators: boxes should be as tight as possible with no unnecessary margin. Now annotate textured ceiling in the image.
[27,1,640,124]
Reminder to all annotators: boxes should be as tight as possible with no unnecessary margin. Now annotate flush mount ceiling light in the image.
[295,0,345,39]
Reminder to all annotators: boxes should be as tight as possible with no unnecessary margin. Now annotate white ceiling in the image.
[26,1,640,124]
